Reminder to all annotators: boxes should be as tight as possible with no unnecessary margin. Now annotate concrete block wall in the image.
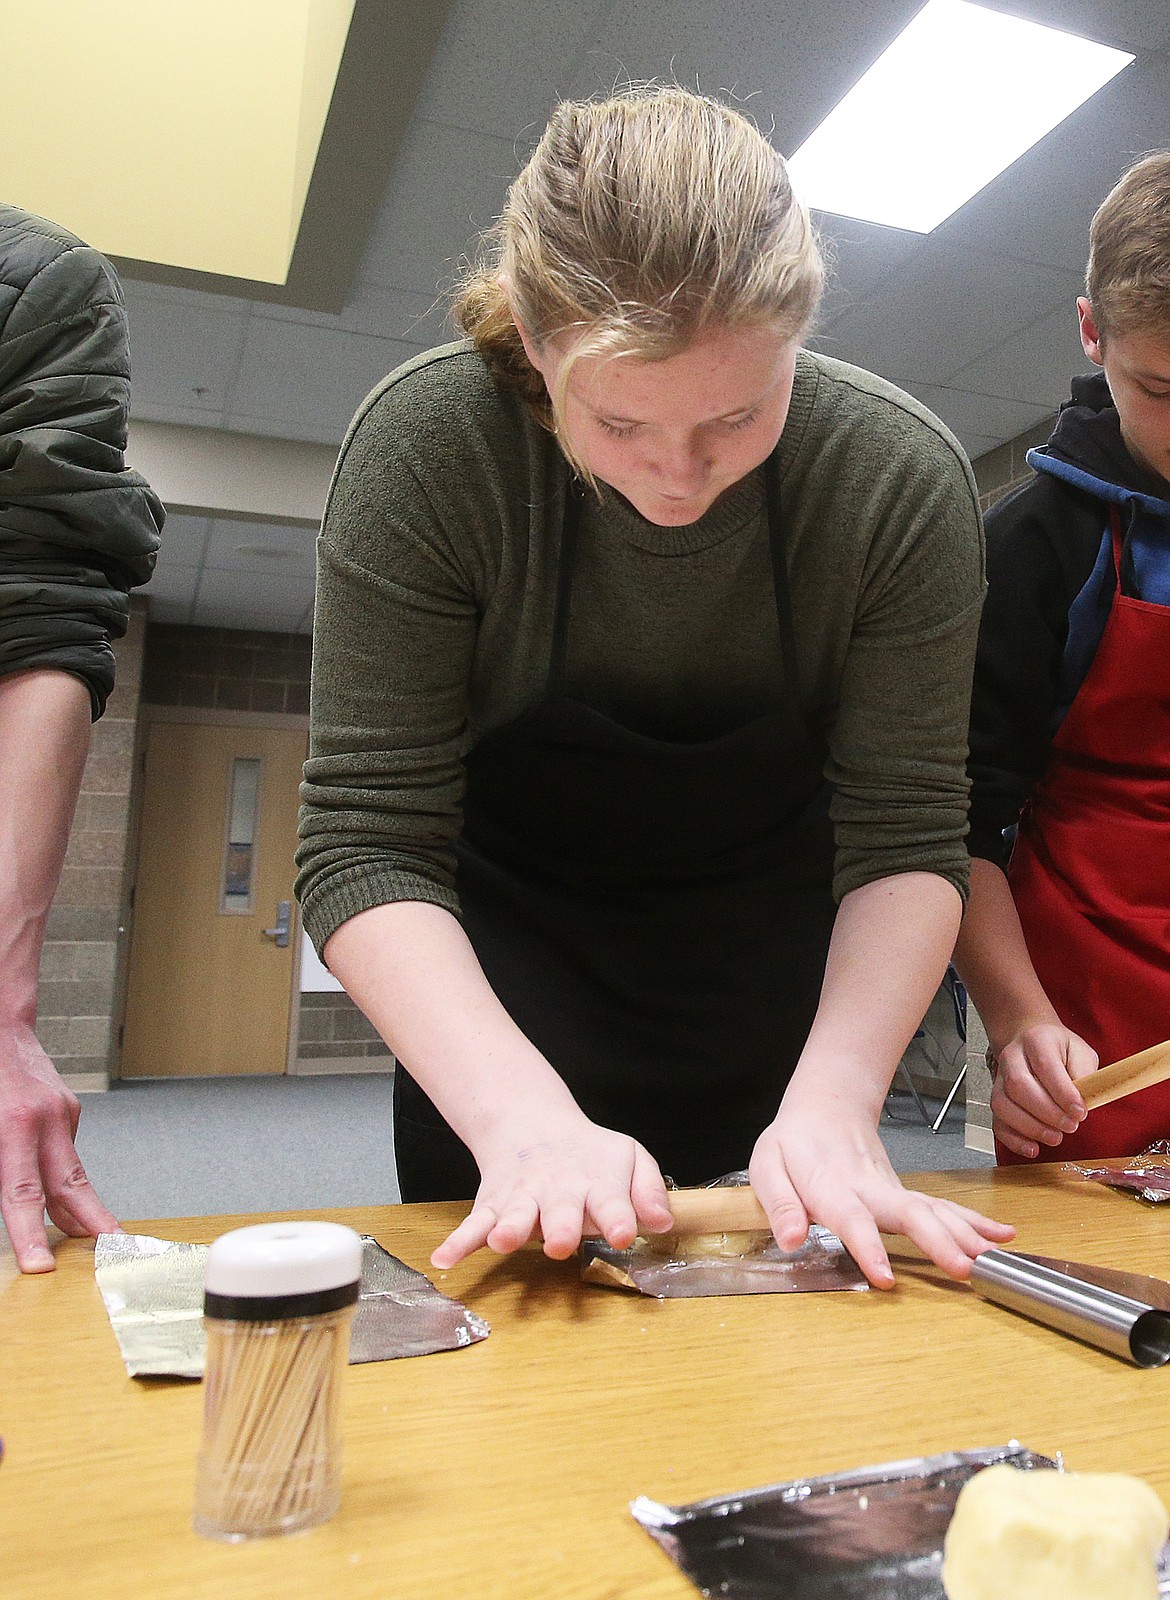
[140,623,311,715]
[295,992,394,1069]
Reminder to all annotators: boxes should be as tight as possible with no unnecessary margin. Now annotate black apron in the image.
[394,453,837,1198]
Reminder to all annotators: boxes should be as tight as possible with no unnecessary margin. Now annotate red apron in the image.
[1001,507,1170,1162]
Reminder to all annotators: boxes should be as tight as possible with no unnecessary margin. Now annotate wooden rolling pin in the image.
[1075,1037,1170,1111]
[667,1186,769,1234]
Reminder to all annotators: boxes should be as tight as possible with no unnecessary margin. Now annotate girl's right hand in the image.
[430,1110,674,1269]
[990,1024,1099,1158]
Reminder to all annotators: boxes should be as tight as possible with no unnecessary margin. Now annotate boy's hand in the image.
[990,1024,1099,1159]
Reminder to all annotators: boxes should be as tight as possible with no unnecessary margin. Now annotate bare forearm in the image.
[951,856,1059,1052]
[0,670,91,1023]
[784,871,964,1118]
[322,900,579,1146]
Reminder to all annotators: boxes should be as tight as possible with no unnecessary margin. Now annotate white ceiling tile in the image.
[948,302,1094,411]
[411,0,612,139]
[138,564,199,610]
[151,513,210,571]
[931,52,1170,273]
[226,319,421,440]
[128,399,229,431]
[192,600,313,635]
[258,282,455,346]
[146,596,194,626]
[120,277,255,318]
[900,383,1057,453]
[202,518,318,577]
[569,0,924,152]
[815,217,927,326]
[974,0,1170,51]
[358,119,522,296]
[960,435,1004,464]
[810,250,1079,386]
[219,411,351,448]
[121,291,249,411]
[194,567,316,621]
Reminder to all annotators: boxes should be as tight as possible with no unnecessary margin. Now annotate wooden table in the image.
[2,1167,1168,1599]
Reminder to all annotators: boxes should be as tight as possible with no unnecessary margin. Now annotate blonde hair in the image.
[454,85,824,478]
[1086,151,1170,343]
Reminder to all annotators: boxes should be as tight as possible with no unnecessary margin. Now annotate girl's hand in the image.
[748,1098,1015,1288]
[990,1025,1099,1159]
[431,1110,674,1269]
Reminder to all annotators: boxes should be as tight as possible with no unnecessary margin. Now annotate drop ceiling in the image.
[113,0,1170,632]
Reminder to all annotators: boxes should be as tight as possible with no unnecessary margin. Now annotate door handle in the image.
[262,900,292,948]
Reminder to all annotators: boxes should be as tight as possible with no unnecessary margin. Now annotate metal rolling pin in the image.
[969,1249,1170,1368]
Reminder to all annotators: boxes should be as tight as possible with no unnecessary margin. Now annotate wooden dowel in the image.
[1077,1039,1170,1111]
[665,1188,770,1234]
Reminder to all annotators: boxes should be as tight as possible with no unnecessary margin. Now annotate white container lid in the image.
[204,1221,363,1299]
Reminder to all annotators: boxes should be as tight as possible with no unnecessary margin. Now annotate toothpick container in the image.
[193,1221,362,1542]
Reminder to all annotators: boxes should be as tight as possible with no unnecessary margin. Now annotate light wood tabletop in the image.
[2,1165,1168,1600]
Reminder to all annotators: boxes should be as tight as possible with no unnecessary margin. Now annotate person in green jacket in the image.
[297,86,1013,1286]
[0,205,163,1273]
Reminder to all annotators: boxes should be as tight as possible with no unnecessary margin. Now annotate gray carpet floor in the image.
[69,1071,990,1225]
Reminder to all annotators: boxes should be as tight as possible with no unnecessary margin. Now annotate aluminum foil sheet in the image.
[93,1232,209,1377]
[631,1444,1097,1598]
[1066,1141,1170,1203]
[582,1224,867,1298]
[95,1232,489,1378]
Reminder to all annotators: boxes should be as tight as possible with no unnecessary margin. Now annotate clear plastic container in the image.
[193,1221,361,1542]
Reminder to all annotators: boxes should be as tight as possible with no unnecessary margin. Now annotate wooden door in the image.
[121,721,307,1077]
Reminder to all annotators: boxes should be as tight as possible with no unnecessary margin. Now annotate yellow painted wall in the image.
[1,0,355,283]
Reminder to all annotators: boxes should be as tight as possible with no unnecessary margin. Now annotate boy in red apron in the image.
[956,152,1170,1161]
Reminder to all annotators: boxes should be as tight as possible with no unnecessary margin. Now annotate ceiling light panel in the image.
[787,0,1134,233]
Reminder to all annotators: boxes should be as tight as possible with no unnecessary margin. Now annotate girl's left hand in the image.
[748,1100,1015,1288]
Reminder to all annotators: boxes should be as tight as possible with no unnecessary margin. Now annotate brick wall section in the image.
[37,598,148,1088]
[141,623,311,713]
[297,993,393,1061]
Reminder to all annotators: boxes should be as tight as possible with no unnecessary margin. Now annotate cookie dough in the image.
[642,1229,773,1259]
[942,1464,1167,1600]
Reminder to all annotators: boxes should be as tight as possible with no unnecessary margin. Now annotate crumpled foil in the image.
[1065,1141,1170,1203]
[95,1232,489,1378]
[630,1443,1170,1598]
[582,1224,867,1298]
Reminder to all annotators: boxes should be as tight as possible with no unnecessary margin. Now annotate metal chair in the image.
[890,966,968,1133]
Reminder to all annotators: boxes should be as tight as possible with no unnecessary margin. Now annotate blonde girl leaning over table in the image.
[295,86,1014,1288]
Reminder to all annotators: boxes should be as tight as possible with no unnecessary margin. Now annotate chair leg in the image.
[931,1062,968,1134]
[892,1059,933,1126]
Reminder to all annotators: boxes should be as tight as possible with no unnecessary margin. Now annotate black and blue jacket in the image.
[967,371,1170,867]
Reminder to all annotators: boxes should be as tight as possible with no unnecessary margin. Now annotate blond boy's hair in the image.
[1087,151,1170,342]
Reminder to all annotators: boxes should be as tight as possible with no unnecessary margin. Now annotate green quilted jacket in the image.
[0,204,163,717]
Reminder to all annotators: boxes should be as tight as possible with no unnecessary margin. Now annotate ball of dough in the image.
[641,1228,773,1259]
[942,1464,1167,1600]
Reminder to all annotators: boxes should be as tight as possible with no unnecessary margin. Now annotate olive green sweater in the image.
[297,342,984,955]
